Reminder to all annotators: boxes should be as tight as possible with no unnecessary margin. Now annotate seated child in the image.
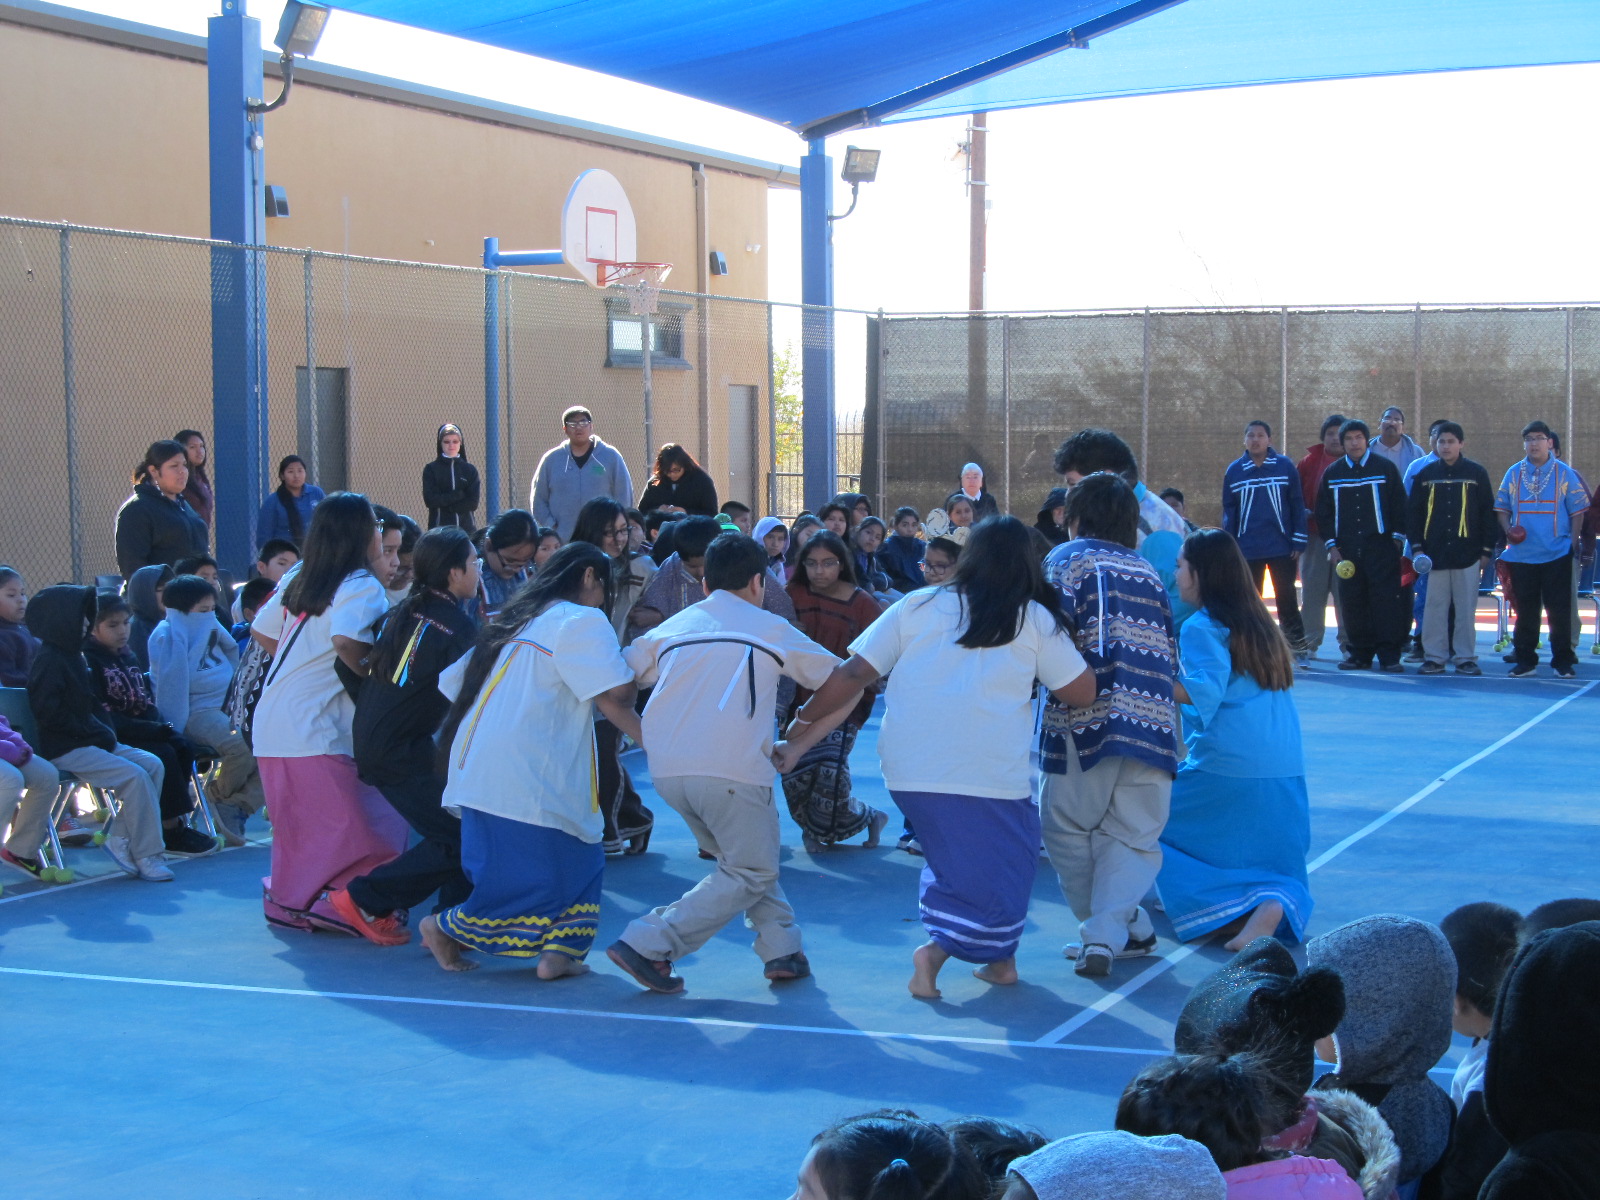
[232,539,299,621]
[628,515,796,635]
[148,574,265,843]
[719,499,753,535]
[0,707,60,879]
[753,516,789,581]
[1116,1052,1363,1197]
[793,1109,989,1200]
[1004,1131,1226,1200]
[1308,914,1457,1189]
[1480,920,1600,1200]
[1436,902,1521,1200]
[1519,896,1600,942]
[852,516,901,603]
[25,585,172,882]
[83,593,214,855]
[232,578,278,655]
[124,563,172,670]
[0,564,37,687]
[881,506,927,592]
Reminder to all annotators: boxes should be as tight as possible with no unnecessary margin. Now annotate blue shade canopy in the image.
[892,0,1600,121]
[334,0,1600,137]
[330,0,1185,135]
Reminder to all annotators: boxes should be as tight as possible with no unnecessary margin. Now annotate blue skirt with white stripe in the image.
[1156,764,1312,944]
[889,790,1040,963]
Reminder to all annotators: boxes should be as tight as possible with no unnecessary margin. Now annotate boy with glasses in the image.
[529,405,634,540]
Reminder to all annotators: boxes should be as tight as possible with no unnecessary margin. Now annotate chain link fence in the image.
[5,214,1593,590]
[873,306,1600,527]
[0,216,873,587]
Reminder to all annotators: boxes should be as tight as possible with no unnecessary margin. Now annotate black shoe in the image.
[1378,662,1405,674]
[1503,652,1518,663]
[1455,661,1483,676]
[1337,659,1372,671]
[605,940,685,993]
[763,952,811,981]
[1417,661,1446,675]
[1556,664,1577,678]
[1509,664,1538,678]
[163,824,218,856]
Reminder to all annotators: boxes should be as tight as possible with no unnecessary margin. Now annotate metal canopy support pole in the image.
[482,238,503,524]
[1140,307,1151,473]
[1566,307,1575,463]
[767,300,778,516]
[208,0,269,575]
[1001,316,1011,514]
[800,137,837,508]
[1280,306,1289,450]
[1412,302,1423,431]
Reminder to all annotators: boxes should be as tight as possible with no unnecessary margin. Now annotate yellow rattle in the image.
[1335,559,1356,579]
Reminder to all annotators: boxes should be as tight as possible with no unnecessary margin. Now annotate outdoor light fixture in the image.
[247,1,330,115]
[828,146,881,222]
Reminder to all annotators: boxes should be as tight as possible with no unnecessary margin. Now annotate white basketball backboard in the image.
[561,169,637,287]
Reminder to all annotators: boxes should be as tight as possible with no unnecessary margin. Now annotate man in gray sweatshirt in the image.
[529,405,635,540]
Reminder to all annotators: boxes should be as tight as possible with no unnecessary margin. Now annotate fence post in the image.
[1566,307,1575,464]
[504,278,516,512]
[1001,316,1012,514]
[1141,307,1151,474]
[767,301,777,516]
[1280,306,1289,452]
[303,252,317,484]
[59,228,82,584]
[1413,302,1423,430]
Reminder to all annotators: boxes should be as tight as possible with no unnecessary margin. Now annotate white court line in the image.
[0,964,1162,1059]
[1033,679,1597,1046]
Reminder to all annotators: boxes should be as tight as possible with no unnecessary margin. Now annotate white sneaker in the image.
[135,855,174,882]
[101,834,139,877]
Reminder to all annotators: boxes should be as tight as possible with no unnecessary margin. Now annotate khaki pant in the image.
[621,775,802,964]
[1422,566,1480,665]
[0,752,60,858]
[1040,749,1171,952]
[1298,544,1347,656]
[53,744,165,859]
[184,708,265,814]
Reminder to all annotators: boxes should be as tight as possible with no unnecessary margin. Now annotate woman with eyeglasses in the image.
[781,530,888,855]
[572,496,657,854]
[638,442,719,518]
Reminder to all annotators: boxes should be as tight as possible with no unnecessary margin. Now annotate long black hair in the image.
[1181,528,1294,691]
[785,515,821,568]
[281,492,376,618]
[368,526,474,680]
[650,442,700,485]
[572,496,643,618]
[808,1109,988,1200]
[935,516,1069,649]
[1115,1052,1282,1173]
[276,454,310,541]
[791,529,859,592]
[437,542,613,760]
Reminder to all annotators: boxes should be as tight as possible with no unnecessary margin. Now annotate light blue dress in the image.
[1157,610,1313,942]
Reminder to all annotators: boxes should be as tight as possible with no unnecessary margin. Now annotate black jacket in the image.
[1315,452,1407,549]
[422,425,481,531]
[1406,456,1497,570]
[81,640,176,744]
[1482,920,1600,1200]
[25,586,117,760]
[114,482,208,579]
[352,590,476,787]
[638,466,719,516]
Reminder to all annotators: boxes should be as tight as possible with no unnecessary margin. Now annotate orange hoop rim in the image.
[598,261,674,287]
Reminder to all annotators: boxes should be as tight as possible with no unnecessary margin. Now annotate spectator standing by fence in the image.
[530,406,634,540]
[421,422,480,532]
[1316,420,1408,672]
[255,455,324,551]
[1297,415,1349,662]
[1496,420,1588,678]
[1407,422,1495,675]
[1222,420,1308,663]
[175,430,213,529]
[115,440,209,580]
[1369,406,1427,475]
[950,463,1000,523]
[638,443,719,517]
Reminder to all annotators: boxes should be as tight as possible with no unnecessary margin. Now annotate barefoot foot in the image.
[537,951,590,980]
[909,941,949,1000]
[863,807,889,849]
[973,957,1019,986]
[1223,900,1285,951]
[421,915,478,972]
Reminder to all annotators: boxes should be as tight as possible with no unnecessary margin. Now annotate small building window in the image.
[605,299,692,369]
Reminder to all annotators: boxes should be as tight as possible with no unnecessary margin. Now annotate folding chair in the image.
[185,744,224,842]
[0,687,112,882]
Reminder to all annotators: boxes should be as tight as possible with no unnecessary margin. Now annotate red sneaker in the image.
[326,888,411,946]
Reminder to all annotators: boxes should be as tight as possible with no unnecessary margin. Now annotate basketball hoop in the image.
[600,261,673,315]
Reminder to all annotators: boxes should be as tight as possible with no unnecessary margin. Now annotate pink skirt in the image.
[259,754,409,930]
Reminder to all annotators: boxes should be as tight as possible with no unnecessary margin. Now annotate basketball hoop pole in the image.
[642,306,654,460]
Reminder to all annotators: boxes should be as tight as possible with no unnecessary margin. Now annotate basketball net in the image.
[600,262,673,316]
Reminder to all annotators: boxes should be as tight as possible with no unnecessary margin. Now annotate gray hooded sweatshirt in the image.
[529,435,633,540]
[1309,913,1457,1184]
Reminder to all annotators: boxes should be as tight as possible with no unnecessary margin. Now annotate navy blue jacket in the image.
[1222,451,1307,561]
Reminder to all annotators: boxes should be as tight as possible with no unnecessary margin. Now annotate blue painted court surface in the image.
[2,652,1595,1198]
